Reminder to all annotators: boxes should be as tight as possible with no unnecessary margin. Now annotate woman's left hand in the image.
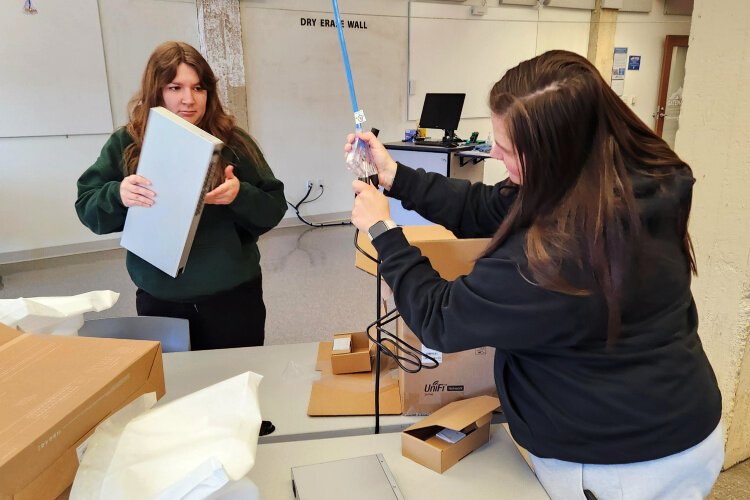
[351,180,392,232]
[205,165,240,205]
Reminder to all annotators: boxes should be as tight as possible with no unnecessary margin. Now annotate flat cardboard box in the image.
[402,395,500,473]
[356,225,498,415]
[331,331,374,375]
[0,323,165,500]
[308,341,401,416]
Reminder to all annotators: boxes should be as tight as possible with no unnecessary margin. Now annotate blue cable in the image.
[332,0,363,132]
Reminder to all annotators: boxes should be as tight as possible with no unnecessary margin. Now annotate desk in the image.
[247,425,549,499]
[160,343,421,443]
[384,142,485,226]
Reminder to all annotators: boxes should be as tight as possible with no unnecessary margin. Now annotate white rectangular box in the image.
[120,106,222,277]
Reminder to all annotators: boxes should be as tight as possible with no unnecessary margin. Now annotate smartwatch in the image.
[367,219,397,241]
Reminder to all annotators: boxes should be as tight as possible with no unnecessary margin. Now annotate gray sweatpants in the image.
[529,423,724,500]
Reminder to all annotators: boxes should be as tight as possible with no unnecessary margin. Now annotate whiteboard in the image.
[408,3,590,120]
[0,0,113,137]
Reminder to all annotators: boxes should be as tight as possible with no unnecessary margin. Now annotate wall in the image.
[0,0,201,263]
[0,0,687,262]
[676,0,750,468]
[242,0,592,217]
[613,0,691,127]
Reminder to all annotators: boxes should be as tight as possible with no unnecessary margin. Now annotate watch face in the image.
[368,220,396,241]
[368,221,387,241]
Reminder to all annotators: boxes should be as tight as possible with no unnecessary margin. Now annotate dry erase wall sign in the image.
[300,17,368,29]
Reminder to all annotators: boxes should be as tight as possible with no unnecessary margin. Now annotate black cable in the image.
[348,126,440,432]
[300,184,324,204]
[285,184,351,228]
[364,310,439,373]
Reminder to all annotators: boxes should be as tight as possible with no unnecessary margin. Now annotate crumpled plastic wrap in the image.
[70,371,263,500]
[0,290,119,335]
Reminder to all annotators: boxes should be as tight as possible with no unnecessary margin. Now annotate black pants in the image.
[136,277,265,350]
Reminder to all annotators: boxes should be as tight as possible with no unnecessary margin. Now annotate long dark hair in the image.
[123,41,262,189]
[485,50,696,342]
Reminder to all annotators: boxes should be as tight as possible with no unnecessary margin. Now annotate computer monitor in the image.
[418,93,466,143]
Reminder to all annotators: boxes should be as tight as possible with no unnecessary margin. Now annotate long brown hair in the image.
[123,41,261,189]
[485,50,696,342]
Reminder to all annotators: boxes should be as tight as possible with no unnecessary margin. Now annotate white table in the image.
[247,425,549,499]
[160,343,421,443]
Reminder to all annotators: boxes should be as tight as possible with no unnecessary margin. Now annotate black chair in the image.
[78,316,190,353]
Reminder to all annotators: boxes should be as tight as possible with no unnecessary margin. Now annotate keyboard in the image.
[415,140,459,147]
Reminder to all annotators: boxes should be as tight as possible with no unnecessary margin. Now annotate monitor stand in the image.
[441,129,460,145]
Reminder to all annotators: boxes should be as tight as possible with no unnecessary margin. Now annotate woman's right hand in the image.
[344,132,398,190]
[119,174,155,208]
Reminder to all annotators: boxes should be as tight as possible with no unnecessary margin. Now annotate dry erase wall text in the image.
[300,18,368,29]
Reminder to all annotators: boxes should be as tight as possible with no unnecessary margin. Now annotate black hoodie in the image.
[373,163,721,464]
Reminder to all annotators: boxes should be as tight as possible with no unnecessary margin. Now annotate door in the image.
[654,35,689,148]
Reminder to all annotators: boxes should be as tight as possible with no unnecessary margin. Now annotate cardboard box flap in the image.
[404,395,500,433]
[355,225,489,280]
[0,322,21,346]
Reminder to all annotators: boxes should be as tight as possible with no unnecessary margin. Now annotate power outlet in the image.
[304,179,315,191]
[316,178,324,189]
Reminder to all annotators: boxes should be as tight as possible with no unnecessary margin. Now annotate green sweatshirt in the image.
[75,127,286,301]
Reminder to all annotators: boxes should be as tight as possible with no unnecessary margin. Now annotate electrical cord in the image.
[364,307,439,373]
[353,195,440,434]
[286,183,352,228]
[300,185,324,204]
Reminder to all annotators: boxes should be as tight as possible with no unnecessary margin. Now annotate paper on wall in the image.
[70,371,263,500]
[0,290,119,335]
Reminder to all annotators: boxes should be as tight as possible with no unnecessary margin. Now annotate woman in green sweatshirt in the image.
[76,41,286,350]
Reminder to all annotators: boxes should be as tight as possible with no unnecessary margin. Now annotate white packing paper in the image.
[0,290,119,335]
[70,371,263,500]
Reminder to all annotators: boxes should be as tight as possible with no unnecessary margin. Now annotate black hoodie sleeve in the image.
[386,163,518,238]
[372,228,594,352]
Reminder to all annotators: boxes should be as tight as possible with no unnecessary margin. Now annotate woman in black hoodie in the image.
[346,50,722,499]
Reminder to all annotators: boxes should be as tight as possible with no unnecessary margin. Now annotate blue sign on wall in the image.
[628,55,641,70]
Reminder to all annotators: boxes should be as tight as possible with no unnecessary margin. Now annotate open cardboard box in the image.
[0,322,165,500]
[308,341,402,416]
[402,395,501,473]
[354,225,484,280]
[330,331,374,375]
[356,225,498,415]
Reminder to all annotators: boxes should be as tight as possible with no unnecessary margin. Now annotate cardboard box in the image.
[402,395,500,473]
[331,331,374,375]
[0,323,165,500]
[356,226,498,415]
[355,225,490,282]
[308,341,401,416]
[397,321,497,416]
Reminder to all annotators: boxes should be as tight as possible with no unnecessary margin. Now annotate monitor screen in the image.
[418,93,466,133]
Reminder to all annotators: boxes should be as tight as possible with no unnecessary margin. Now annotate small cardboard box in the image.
[0,322,165,500]
[402,395,500,473]
[331,331,374,375]
[356,226,498,415]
